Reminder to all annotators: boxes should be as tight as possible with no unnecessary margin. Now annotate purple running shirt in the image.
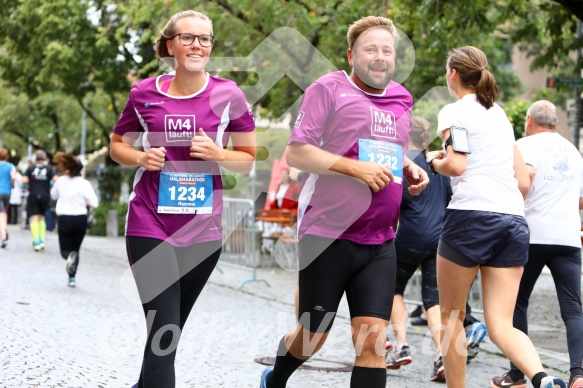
[114,74,255,246]
[290,71,413,244]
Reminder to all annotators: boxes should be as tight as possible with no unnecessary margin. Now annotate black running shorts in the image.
[27,193,50,217]
[297,234,396,333]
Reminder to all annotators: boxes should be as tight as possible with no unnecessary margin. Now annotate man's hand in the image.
[404,162,429,196]
[354,161,394,193]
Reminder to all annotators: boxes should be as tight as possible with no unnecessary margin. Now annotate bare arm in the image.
[190,129,256,173]
[285,142,393,193]
[429,128,468,177]
[514,145,531,199]
[110,133,166,171]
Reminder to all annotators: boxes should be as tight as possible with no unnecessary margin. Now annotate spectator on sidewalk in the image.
[0,147,16,248]
[266,169,300,210]
[110,9,255,388]
[491,100,583,388]
[8,166,23,225]
[50,153,99,288]
[427,46,565,388]
[22,150,56,251]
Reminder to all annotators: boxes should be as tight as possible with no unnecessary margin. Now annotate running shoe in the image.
[410,317,428,326]
[570,375,583,388]
[66,251,79,276]
[39,240,45,250]
[33,242,42,252]
[385,340,393,352]
[259,366,273,388]
[430,355,445,382]
[1,239,6,248]
[68,277,76,288]
[540,376,566,388]
[386,345,412,370]
[466,322,487,362]
[490,372,527,388]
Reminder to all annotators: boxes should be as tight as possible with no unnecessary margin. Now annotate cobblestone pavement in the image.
[0,224,576,387]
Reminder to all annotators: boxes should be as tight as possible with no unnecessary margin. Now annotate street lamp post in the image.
[81,102,87,157]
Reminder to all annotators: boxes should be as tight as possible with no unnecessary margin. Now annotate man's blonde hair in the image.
[347,16,399,49]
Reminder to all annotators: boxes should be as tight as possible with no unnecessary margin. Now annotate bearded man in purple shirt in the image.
[260,15,429,388]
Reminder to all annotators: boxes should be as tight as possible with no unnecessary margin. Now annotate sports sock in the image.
[267,337,306,388]
[30,221,40,242]
[508,369,525,382]
[350,366,386,388]
[532,372,547,388]
[39,220,46,241]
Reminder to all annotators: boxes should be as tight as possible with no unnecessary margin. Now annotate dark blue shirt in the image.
[395,150,451,250]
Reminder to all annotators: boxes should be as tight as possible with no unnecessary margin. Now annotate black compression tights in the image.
[127,237,222,388]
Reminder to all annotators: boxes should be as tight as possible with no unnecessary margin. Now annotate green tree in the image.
[2,0,581,163]
[0,0,138,155]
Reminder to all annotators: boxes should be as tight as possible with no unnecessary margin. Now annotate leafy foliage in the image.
[0,0,581,198]
[88,202,128,236]
[502,99,531,139]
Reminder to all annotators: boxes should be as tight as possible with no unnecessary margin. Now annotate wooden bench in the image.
[256,209,297,228]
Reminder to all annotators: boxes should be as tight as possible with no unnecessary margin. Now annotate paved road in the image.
[0,224,575,387]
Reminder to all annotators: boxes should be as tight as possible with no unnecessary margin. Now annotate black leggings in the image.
[511,244,583,376]
[57,215,88,276]
[127,237,222,388]
[394,245,439,311]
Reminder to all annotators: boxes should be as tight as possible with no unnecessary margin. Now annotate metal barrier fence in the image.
[220,198,269,288]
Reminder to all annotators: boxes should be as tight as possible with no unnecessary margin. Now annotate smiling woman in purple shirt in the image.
[110,10,255,388]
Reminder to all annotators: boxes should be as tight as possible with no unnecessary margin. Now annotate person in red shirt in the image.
[266,169,300,210]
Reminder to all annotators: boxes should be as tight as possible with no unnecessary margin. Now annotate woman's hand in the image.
[138,147,166,171]
[425,150,445,162]
[190,128,225,161]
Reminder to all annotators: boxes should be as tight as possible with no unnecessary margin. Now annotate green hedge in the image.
[88,202,128,236]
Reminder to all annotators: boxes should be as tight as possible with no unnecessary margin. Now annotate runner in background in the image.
[50,153,99,288]
[22,150,56,251]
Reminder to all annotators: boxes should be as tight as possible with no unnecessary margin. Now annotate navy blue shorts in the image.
[438,209,529,268]
[297,234,396,333]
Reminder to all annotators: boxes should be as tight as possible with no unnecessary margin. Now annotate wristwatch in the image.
[426,158,438,175]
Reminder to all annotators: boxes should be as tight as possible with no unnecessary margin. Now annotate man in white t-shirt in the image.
[496,100,583,388]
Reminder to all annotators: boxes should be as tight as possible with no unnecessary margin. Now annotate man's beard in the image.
[353,60,394,90]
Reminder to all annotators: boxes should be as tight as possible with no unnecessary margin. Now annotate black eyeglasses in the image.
[171,33,214,48]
